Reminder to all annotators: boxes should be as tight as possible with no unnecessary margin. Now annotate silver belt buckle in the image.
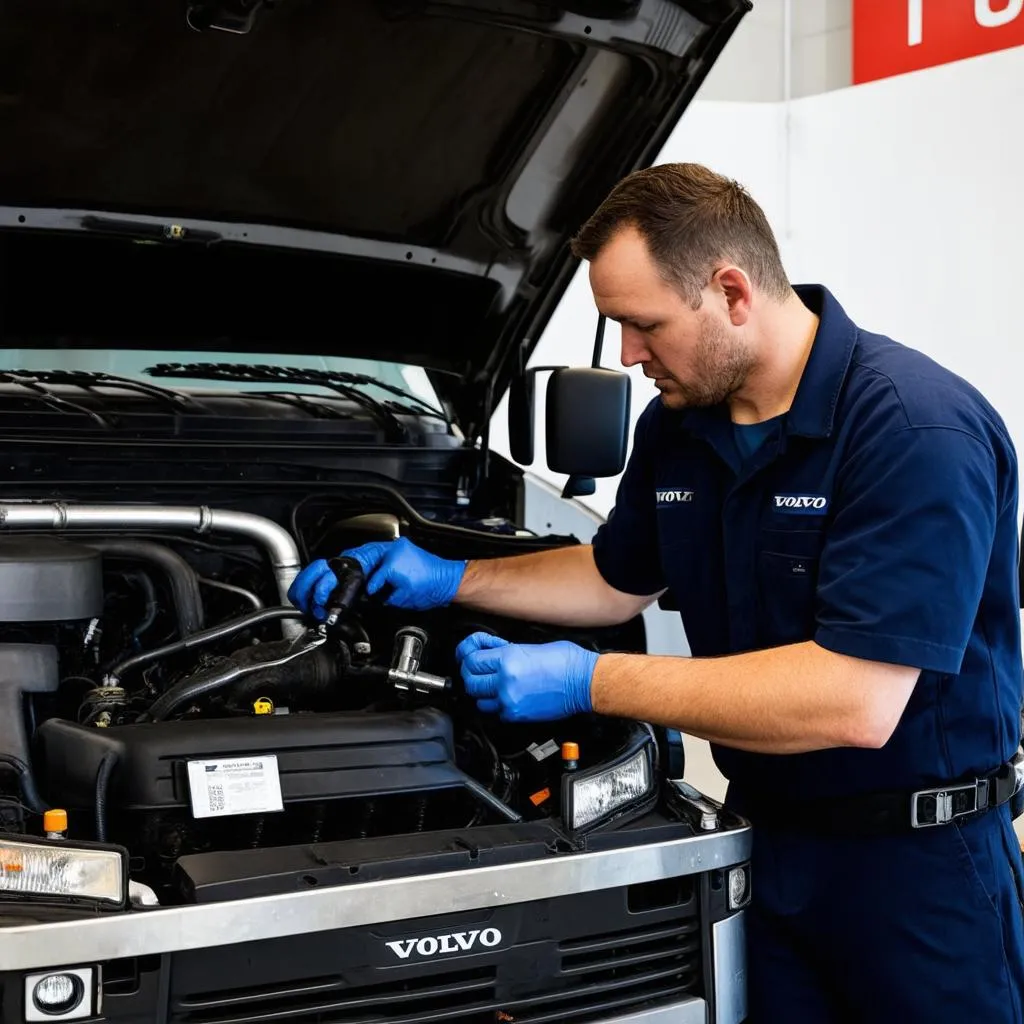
[910,781,980,827]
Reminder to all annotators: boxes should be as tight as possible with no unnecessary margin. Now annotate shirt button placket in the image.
[723,490,759,652]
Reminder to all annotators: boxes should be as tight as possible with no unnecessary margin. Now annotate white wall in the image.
[786,45,1024,458]
[491,45,1024,818]
[697,0,852,102]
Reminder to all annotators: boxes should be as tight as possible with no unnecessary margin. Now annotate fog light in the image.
[24,968,94,1021]
[728,865,750,909]
[565,744,653,831]
[34,975,81,1014]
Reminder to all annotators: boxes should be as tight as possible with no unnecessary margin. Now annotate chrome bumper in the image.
[0,826,751,971]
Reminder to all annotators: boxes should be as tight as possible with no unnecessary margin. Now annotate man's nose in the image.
[619,327,649,368]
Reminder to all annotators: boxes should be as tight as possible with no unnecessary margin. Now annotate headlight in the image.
[0,837,125,905]
[563,742,654,832]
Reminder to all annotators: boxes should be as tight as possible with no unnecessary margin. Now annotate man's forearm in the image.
[454,545,658,628]
[590,641,919,754]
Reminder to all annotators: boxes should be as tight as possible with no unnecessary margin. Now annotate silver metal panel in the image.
[521,472,604,542]
[712,910,748,1024]
[602,997,706,1023]
[0,827,750,971]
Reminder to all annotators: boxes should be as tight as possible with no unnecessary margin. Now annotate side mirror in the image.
[506,314,630,498]
[546,366,630,481]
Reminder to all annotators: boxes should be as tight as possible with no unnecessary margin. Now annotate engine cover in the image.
[36,708,460,813]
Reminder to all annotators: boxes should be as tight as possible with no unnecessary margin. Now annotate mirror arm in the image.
[558,315,608,498]
[508,364,567,466]
[590,314,607,368]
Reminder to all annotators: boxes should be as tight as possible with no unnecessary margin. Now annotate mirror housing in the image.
[546,367,630,478]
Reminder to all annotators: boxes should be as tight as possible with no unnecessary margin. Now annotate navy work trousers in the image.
[742,805,1024,1022]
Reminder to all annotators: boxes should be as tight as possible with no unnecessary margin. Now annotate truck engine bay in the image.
[0,492,666,910]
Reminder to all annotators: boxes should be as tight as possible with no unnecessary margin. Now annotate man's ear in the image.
[711,265,753,326]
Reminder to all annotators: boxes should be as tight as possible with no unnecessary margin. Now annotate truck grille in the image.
[170,919,701,1024]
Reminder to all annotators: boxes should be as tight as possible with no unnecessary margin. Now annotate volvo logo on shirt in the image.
[773,493,829,514]
[384,927,503,960]
[656,488,694,506]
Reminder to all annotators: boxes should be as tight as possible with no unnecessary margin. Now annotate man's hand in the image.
[288,537,466,619]
[456,632,598,722]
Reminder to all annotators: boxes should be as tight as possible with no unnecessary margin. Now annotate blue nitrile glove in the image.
[455,631,598,723]
[287,538,466,620]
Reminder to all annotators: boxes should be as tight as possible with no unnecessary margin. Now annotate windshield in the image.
[0,348,445,414]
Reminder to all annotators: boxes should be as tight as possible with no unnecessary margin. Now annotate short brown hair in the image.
[570,162,791,307]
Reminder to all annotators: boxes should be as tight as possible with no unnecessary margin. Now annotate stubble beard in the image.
[658,312,755,410]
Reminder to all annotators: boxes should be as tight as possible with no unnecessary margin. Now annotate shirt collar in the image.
[785,284,858,439]
[677,283,857,443]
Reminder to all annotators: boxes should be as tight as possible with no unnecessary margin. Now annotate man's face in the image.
[588,225,754,410]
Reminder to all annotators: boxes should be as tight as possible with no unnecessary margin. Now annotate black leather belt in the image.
[730,755,1024,837]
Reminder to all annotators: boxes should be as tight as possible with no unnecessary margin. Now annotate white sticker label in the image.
[527,739,560,762]
[186,755,284,819]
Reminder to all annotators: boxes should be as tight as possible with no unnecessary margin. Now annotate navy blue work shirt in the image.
[592,285,1023,802]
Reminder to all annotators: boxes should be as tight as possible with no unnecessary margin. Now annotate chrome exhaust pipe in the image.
[0,503,304,637]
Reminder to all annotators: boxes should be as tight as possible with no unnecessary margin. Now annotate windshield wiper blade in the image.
[144,363,426,440]
[312,371,446,419]
[0,371,115,428]
[246,391,355,420]
[7,369,205,414]
[149,362,445,418]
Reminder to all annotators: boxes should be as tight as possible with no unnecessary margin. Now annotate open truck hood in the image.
[0,0,748,436]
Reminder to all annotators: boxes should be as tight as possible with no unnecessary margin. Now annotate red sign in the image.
[854,0,1024,84]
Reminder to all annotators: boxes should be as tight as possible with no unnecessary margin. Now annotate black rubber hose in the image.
[145,641,335,722]
[108,606,304,683]
[0,754,47,815]
[456,768,522,823]
[94,751,118,842]
[86,538,205,636]
[225,647,338,706]
[123,570,159,641]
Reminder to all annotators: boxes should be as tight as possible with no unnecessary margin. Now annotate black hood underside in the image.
[0,0,748,434]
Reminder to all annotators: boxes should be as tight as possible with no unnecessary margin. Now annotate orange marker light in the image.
[43,808,68,834]
[529,788,551,806]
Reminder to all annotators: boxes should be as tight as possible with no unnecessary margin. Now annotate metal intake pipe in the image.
[0,503,304,637]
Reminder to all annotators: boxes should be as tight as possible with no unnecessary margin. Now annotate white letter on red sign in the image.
[975,0,1024,28]
[908,0,923,45]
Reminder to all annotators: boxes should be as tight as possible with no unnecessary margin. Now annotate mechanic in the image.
[290,162,1024,1022]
